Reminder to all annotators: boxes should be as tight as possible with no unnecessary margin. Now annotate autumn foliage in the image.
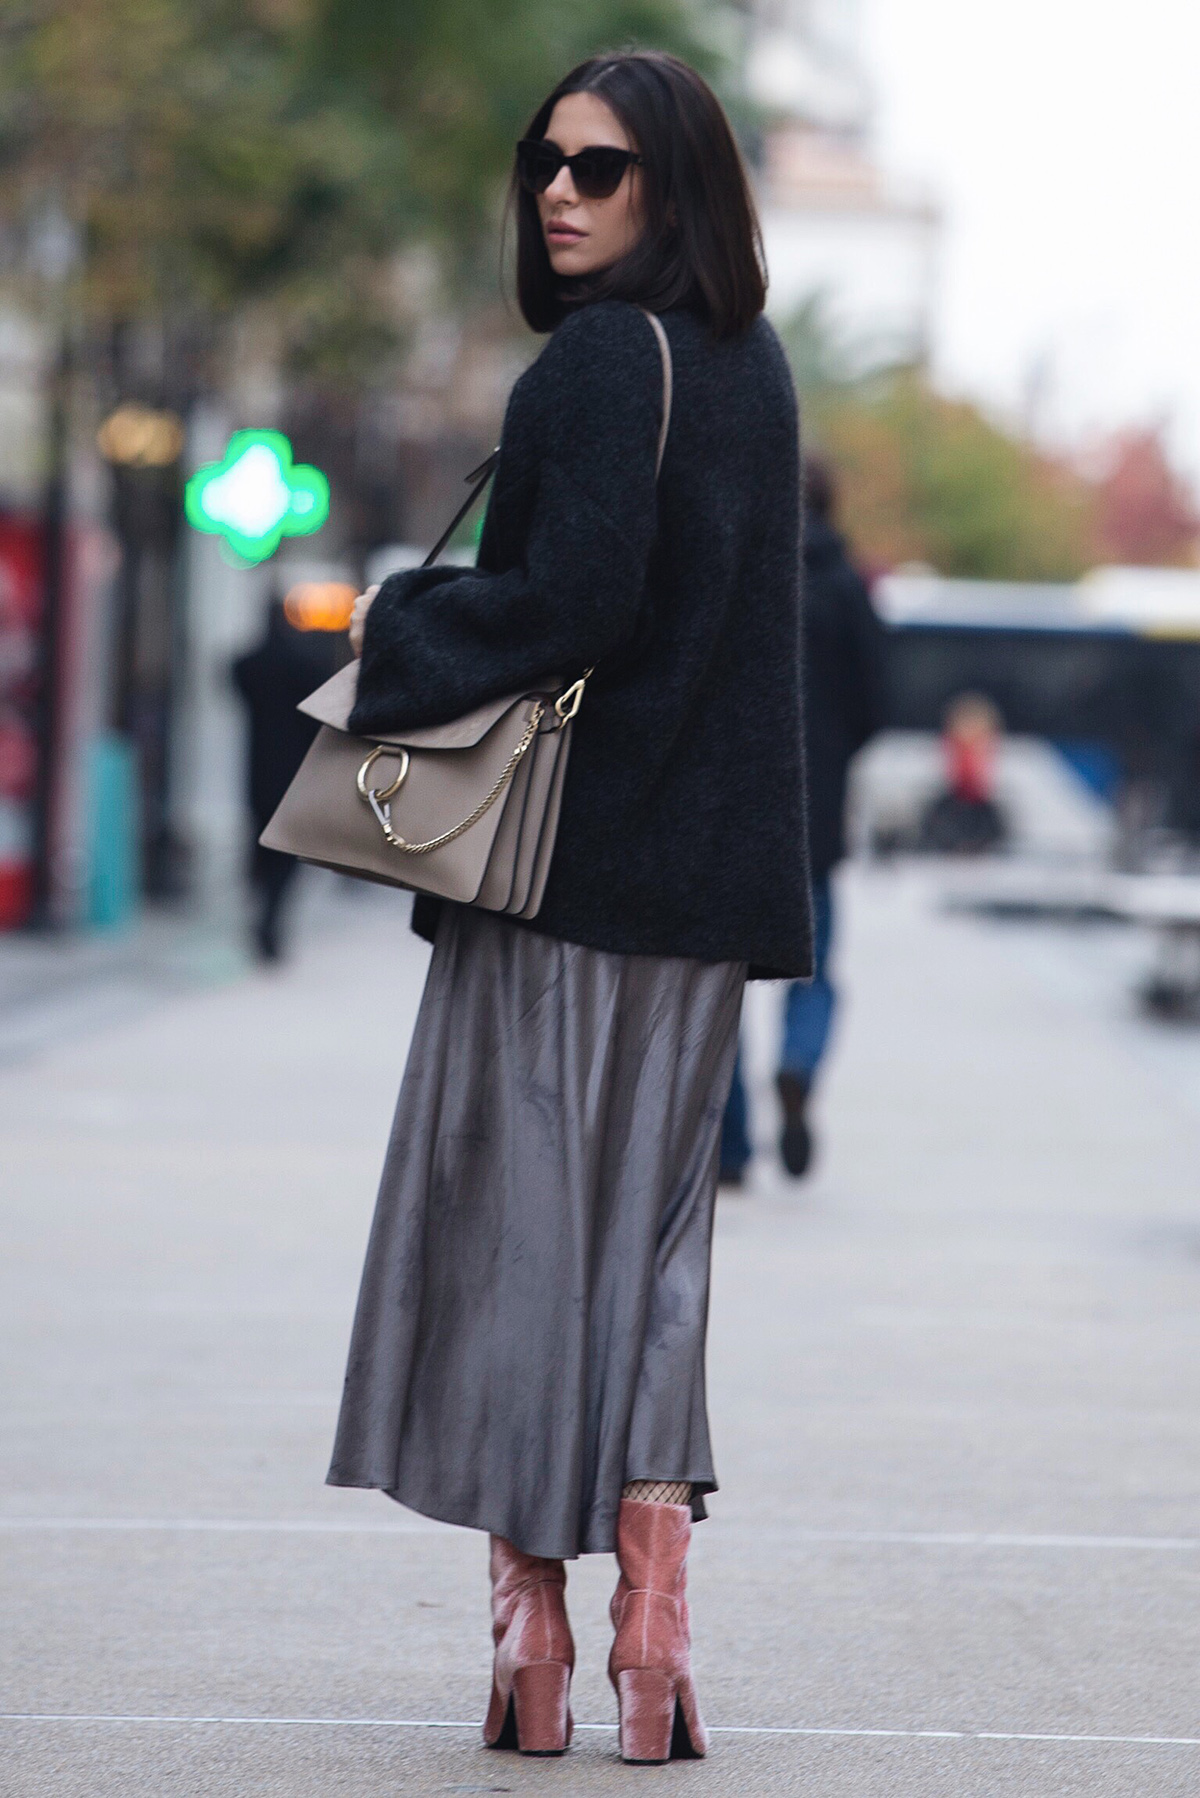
[810,372,1100,581]
[783,305,1199,581]
[1090,430,1200,568]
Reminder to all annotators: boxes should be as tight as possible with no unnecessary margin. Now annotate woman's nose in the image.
[544,166,578,205]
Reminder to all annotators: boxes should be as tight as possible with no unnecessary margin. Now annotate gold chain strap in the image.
[357,700,546,855]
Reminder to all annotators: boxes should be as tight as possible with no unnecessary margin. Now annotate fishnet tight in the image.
[622,1480,692,1505]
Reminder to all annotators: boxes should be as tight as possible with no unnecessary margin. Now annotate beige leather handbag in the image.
[260,309,673,917]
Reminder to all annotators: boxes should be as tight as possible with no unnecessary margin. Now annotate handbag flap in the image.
[297,660,546,749]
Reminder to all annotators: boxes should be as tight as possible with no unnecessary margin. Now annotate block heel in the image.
[483,1536,575,1756]
[616,1668,675,1763]
[510,1661,572,1754]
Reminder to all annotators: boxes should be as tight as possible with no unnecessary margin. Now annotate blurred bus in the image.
[877,568,1200,838]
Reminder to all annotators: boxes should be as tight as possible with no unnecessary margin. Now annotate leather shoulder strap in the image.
[422,310,673,571]
[421,448,498,570]
[637,308,674,478]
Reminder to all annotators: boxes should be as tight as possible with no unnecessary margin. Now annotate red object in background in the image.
[1094,428,1200,567]
[945,735,994,804]
[0,516,45,928]
[941,693,1002,807]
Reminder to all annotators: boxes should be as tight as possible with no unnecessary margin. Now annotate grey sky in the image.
[863,0,1200,485]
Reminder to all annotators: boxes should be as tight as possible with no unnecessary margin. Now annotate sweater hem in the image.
[411,894,810,980]
[502,905,810,982]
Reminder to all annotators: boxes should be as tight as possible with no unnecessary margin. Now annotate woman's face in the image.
[537,91,645,278]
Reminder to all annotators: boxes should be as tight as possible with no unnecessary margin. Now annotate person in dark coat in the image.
[232,599,340,960]
[722,454,888,1180]
[324,52,809,1766]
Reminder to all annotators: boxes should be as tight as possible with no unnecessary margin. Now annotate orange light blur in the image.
[97,404,185,468]
[283,580,357,632]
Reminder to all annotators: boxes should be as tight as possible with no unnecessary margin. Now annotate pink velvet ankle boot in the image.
[608,1498,709,1763]
[483,1535,575,1755]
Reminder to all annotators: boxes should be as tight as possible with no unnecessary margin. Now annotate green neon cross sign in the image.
[185,430,330,563]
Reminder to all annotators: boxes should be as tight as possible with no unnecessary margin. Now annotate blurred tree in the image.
[0,0,722,384]
[813,372,1098,581]
[1091,427,1199,567]
[775,294,860,394]
[780,305,1099,581]
[310,0,719,275]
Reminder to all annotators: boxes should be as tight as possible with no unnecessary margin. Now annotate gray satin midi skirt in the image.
[327,905,746,1559]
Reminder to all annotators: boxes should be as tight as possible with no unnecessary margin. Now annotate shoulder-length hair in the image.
[513,51,766,339]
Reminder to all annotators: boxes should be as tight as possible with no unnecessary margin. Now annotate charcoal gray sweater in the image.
[351,300,812,978]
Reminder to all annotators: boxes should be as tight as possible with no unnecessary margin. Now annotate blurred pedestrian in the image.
[721,454,888,1182]
[325,53,811,1765]
[232,597,340,961]
[918,691,1007,854]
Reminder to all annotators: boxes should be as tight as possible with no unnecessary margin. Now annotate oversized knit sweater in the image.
[351,299,812,978]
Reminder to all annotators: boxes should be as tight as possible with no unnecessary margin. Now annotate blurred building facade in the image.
[748,0,941,364]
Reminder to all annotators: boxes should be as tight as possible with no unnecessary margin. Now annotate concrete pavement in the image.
[3,866,1200,1796]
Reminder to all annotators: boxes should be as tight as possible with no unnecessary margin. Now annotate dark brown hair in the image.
[514,51,766,339]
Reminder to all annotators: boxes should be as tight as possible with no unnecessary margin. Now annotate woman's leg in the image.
[719,1045,751,1184]
[623,1481,692,1504]
[780,874,836,1078]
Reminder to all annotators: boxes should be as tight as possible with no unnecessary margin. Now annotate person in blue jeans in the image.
[721,457,888,1180]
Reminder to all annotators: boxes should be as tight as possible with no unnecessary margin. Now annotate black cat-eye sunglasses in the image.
[516,139,644,200]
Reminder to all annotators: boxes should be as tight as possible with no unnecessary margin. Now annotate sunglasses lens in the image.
[572,148,630,199]
[517,142,560,194]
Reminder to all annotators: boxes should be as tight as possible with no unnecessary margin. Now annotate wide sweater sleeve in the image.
[349,303,664,735]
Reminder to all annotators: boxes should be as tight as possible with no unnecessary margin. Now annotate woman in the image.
[329,50,811,1764]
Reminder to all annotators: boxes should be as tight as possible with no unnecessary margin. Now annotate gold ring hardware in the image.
[356,743,410,804]
[357,701,547,856]
[554,667,592,726]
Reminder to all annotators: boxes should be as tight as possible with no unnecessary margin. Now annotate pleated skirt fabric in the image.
[326,905,746,1559]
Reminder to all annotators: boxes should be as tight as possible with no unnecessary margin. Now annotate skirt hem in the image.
[324,1469,716,1560]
